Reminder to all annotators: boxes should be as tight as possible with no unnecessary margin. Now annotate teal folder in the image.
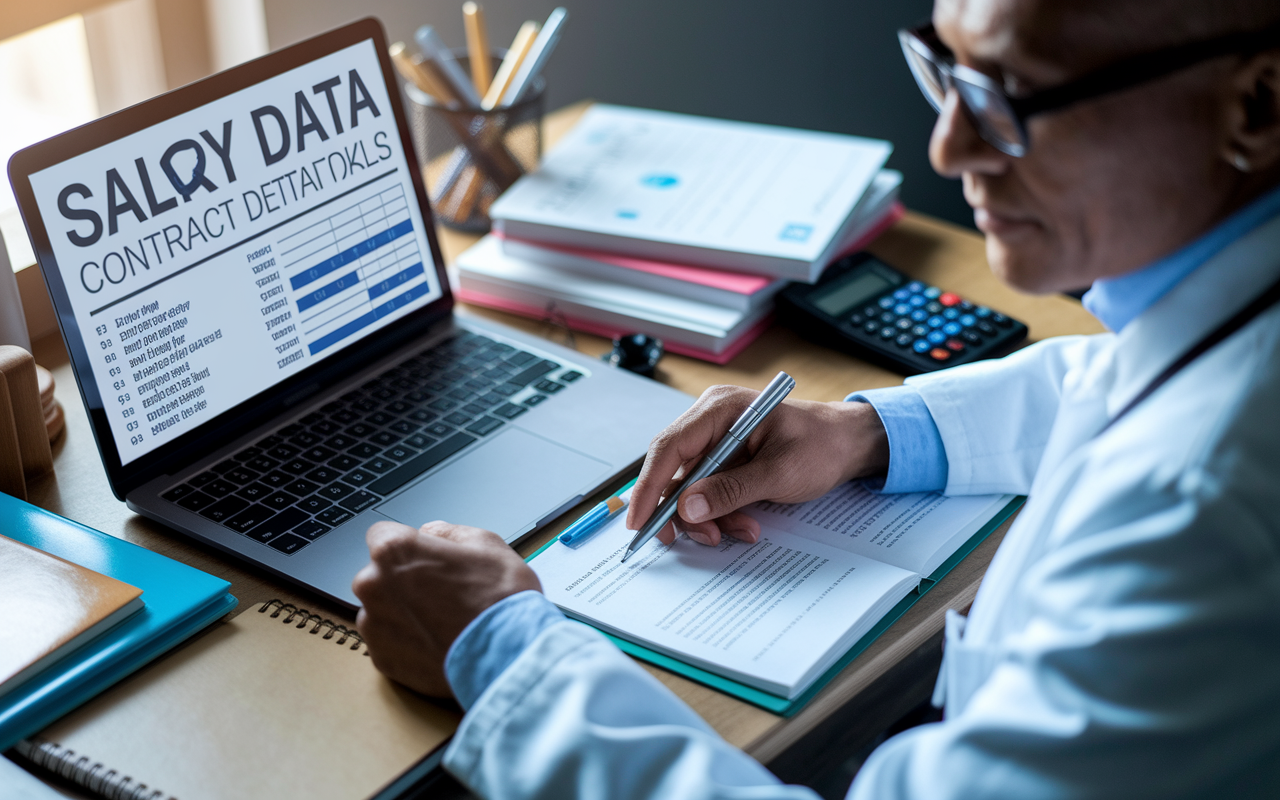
[529,483,1023,717]
[0,493,237,749]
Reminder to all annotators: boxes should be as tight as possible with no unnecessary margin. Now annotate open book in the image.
[531,482,1016,702]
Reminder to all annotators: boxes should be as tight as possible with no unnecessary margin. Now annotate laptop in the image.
[8,18,692,608]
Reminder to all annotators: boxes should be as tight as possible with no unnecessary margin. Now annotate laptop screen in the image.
[22,36,442,467]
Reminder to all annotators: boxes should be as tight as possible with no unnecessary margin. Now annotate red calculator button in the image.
[945,339,966,352]
[929,348,952,361]
[939,293,961,307]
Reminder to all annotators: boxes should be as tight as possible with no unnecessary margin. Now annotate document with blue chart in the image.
[26,39,443,466]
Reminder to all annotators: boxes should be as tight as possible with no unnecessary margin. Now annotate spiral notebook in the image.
[16,601,460,800]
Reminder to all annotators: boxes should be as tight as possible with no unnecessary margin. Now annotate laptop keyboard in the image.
[160,331,585,555]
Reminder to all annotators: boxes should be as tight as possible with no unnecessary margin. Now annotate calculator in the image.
[776,252,1028,375]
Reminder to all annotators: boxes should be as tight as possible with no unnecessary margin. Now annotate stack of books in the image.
[455,105,903,363]
[0,492,235,749]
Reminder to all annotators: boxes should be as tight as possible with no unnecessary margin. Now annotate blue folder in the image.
[0,492,237,749]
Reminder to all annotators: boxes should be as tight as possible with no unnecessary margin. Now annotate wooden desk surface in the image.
[24,101,1103,779]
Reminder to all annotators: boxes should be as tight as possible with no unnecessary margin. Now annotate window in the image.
[0,0,268,273]
[0,16,98,271]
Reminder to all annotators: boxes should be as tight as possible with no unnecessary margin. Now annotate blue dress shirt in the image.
[443,182,1280,707]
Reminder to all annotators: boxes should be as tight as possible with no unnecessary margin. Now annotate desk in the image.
[23,101,1104,792]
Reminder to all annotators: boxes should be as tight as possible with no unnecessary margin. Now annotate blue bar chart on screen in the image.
[276,181,432,355]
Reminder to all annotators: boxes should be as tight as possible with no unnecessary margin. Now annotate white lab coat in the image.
[442,214,1280,799]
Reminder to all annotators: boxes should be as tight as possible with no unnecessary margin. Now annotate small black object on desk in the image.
[603,334,664,379]
[776,252,1028,375]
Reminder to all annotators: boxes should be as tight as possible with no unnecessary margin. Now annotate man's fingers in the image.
[366,520,423,565]
[678,457,777,524]
[717,510,761,544]
[655,520,679,546]
[627,387,756,530]
[674,517,722,546]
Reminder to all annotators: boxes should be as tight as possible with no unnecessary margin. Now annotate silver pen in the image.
[621,371,796,563]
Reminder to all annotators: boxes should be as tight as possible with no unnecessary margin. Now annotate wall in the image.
[262,0,975,230]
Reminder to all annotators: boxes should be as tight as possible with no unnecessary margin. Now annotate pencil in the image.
[482,21,539,110]
[463,2,494,95]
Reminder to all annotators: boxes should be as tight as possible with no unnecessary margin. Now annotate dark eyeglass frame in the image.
[899,21,1280,157]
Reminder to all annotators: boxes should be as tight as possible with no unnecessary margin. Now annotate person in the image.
[352,0,1280,796]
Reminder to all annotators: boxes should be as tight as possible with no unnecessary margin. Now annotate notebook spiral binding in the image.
[258,599,368,654]
[13,737,169,800]
[12,600,370,800]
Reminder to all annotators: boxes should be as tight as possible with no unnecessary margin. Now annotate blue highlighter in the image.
[559,495,627,547]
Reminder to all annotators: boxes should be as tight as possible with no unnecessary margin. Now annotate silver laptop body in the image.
[10,19,691,607]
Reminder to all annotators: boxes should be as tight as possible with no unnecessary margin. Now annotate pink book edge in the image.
[494,201,905,294]
[455,287,773,365]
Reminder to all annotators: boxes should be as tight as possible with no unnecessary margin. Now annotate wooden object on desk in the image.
[19,101,1104,793]
[0,346,54,500]
[36,365,64,442]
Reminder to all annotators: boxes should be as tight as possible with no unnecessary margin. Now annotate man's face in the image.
[931,0,1235,294]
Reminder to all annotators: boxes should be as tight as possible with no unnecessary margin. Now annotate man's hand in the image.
[352,520,541,697]
[629,385,890,547]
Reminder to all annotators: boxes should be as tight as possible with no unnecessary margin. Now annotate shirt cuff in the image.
[445,590,567,710]
[847,387,948,493]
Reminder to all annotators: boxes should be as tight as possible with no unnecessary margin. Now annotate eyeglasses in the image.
[899,21,1280,157]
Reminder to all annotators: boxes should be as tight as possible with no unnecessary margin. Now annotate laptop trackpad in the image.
[374,428,611,539]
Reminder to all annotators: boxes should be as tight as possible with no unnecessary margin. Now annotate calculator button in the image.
[895,318,913,330]
[863,321,880,334]
[927,330,947,345]
[926,301,944,314]
[850,314,865,325]
[958,300,975,312]
[946,339,966,352]
[943,308,960,320]
[906,281,924,292]
[878,296,895,309]
[912,325,929,337]
[910,310,928,323]
[880,327,896,339]
[975,306,992,318]
[924,287,942,299]
[943,322,963,336]
[928,315,946,328]
[894,303,911,316]
[913,339,931,354]
[863,305,879,317]
[880,311,896,324]
[893,288,911,300]
[895,333,913,348]
[976,321,998,336]
[939,293,961,307]
[960,314,977,327]
[992,312,1014,328]
[962,331,984,345]
[909,295,927,307]
[930,348,952,361]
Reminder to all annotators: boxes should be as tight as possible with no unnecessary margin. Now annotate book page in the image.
[746,482,1013,577]
[532,496,917,698]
